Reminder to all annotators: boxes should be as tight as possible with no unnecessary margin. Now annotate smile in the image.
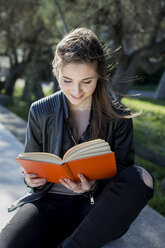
[70,94,83,100]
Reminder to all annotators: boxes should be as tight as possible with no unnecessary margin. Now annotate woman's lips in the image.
[70,94,83,99]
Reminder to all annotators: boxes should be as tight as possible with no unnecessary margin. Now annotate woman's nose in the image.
[72,84,81,95]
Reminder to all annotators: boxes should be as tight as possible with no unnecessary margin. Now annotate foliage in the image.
[0,0,59,95]
[1,0,165,97]
[52,0,165,95]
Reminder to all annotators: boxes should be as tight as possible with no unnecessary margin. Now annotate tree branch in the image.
[140,38,165,58]
[53,0,69,34]
[149,8,165,44]
[139,57,164,74]
[75,2,112,28]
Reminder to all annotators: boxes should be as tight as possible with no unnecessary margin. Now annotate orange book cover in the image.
[15,153,117,183]
[15,139,117,183]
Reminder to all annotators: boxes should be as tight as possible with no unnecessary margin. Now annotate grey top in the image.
[49,183,78,195]
[49,108,91,195]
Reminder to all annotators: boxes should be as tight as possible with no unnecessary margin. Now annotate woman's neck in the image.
[68,108,91,143]
[66,97,92,112]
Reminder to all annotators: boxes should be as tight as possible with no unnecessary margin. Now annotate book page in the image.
[65,147,111,162]
[64,141,110,159]
[17,139,111,165]
[65,148,111,162]
[63,139,111,162]
[18,152,63,165]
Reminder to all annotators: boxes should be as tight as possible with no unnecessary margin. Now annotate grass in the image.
[4,85,165,217]
[6,84,54,121]
[122,97,165,156]
[5,86,29,121]
[122,96,165,216]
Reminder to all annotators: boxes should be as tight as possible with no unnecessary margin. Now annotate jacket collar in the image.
[61,91,69,120]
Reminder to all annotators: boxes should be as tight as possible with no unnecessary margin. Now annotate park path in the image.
[0,122,26,231]
[128,89,155,98]
[0,103,165,248]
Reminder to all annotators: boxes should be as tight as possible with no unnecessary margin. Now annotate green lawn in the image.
[5,86,165,217]
[122,97,165,156]
[6,84,53,121]
[122,97,165,216]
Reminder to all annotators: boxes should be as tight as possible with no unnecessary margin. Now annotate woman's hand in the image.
[24,172,47,188]
[59,174,96,194]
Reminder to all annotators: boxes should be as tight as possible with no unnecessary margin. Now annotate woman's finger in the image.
[59,178,84,193]
[24,173,46,187]
[59,179,73,191]
[27,179,46,187]
[59,177,96,194]
[78,174,94,191]
[28,181,45,188]
[24,173,36,180]
[31,178,46,184]
[78,174,88,184]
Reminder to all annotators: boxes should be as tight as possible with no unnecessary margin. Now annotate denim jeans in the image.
[0,166,154,248]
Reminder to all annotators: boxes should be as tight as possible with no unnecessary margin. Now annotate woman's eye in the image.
[64,80,71,83]
[83,81,91,84]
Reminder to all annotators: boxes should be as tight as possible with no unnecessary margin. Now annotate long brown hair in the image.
[52,28,133,140]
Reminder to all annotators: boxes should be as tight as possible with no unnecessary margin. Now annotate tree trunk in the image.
[154,70,165,99]
[21,79,44,104]
[4,72,19,96]
[34,81,44,100]
[0,81,5,93]
[4,64,23,96]
[21,79,31,102]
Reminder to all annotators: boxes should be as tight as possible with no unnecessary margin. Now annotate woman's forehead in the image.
[60,62,97,76]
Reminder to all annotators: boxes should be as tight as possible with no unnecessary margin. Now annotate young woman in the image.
[0,28,154,248]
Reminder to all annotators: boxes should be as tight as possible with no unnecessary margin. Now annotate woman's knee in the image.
[118,166,154,189]
[114,166,154,201]
[134,165,154,189]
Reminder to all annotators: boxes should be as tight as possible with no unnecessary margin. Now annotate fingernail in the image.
[64,178,70,182]
[59,179,63,183]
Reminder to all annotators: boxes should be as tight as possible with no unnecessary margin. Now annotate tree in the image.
[0,0,58,97]
[1,0,165,99]
[54,0,165,97]
[21,47,53,103]
[154,70,165,99]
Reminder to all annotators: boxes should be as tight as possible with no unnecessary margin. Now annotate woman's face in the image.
[58,62,98,110]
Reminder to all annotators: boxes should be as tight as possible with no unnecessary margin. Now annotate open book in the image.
[15,139,117,183]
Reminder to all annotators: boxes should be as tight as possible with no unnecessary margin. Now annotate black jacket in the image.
[8,91,134,212]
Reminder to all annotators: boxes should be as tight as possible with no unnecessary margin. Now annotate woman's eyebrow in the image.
[63,76,96,80]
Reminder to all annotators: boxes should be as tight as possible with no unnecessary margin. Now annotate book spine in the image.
[61,163,77,182]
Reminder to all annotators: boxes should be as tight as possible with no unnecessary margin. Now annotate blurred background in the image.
[0,0,165,216]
